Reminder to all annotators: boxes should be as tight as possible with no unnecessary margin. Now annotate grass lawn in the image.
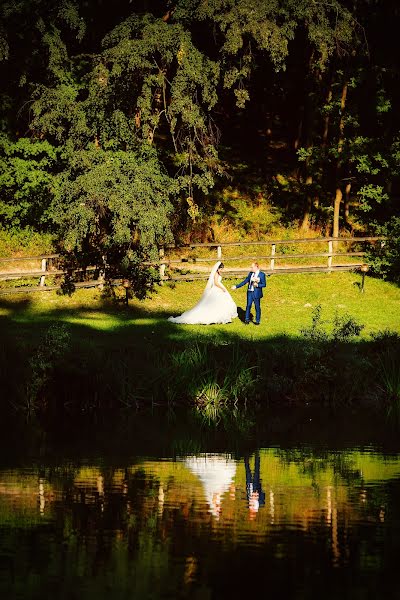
[1,271,399,422]
[1,271,399,349]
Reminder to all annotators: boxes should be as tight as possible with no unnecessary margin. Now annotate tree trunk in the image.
[301,175,313,230]
[294,107,303,151]
[344,182,351,225]
[333,79,348,249]
[322,84,333,147]
[337,81,348,154]
[333,187,342,240]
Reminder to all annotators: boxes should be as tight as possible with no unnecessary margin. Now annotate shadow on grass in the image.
[1,291,399,440]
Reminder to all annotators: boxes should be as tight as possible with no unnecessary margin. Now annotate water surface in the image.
[1,446,400,599]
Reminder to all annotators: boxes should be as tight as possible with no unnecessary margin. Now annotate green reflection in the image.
[0,448,400,599]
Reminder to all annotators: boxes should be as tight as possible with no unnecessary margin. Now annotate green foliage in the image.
[0,227,54,256]
[27,324,71,416]
[214,189,282,237]
[165,342,257,425]
[366,217,400,284]
[379,349,400,424]
[22,10,227,275]
[296,306,366,407]
[357,185,389,211]
[347,135,399,217]
[51,146,174,265]
[120,262,160,301]
[301,304,364,343]
[370,329,400,347]
[58,272,75,296]
[300,305,328,342]
[0,0,399,288]
[176,0,356,79]
[0,135,58,228]
[332,311,365,342]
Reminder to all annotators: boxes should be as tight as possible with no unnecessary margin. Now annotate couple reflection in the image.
[185,452,265,520]
[245,452,266,519]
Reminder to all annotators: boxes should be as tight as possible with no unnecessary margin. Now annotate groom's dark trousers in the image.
[245,291,261,323]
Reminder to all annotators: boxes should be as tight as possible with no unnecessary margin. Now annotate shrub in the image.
[300,305,328,341]
[378,350,400,424]
[26,324,71,416]
[0,228,54,257]
[301,305,364,343]
[366,217,400,284]
[164,342,258,424]
[331,312,365,342]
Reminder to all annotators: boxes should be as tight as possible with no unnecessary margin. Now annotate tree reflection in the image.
[0,448,399,598]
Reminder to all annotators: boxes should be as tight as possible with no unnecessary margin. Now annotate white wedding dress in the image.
[168,261,238,325]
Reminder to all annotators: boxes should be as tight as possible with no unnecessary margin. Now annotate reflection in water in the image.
[326,486,339,566]
[269,489,275,524]
[38,478,45,516]
[244,452,266,519]
[0,447,400,599]
[185,453,237,519]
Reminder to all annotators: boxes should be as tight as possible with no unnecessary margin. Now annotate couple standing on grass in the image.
[168,261,267,325]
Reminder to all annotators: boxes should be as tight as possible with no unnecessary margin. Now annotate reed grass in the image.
[379,350,400,423]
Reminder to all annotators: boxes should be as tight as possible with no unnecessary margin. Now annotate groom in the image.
[232,261,267,325]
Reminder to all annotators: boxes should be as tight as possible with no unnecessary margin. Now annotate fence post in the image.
[97,255,106,290]
[270,244,276,271]
[39,258,47,286]
[217,245,222,260]
[159,246,166,281]
[97,270,105,290]
[327,240,333,271]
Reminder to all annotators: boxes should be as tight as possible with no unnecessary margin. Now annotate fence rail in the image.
[0,236,386,295]
[164,236,385,248]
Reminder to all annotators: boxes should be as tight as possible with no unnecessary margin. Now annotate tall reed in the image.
[379,350,400,423]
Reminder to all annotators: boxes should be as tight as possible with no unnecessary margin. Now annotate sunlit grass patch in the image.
[1,272,399,341]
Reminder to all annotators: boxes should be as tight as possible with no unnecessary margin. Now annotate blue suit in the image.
[245,453,266,508]
[235,271,267,324]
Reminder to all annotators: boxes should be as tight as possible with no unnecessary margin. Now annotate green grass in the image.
[1,271,399,344]
[1,271,399,424]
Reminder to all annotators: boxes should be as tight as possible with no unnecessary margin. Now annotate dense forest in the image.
[0,0,399,280]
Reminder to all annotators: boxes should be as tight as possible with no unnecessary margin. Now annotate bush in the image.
[0,228,55,257]
[300,305,364,343]
[164,342,258,425]
[27,324,71,416]
[366,217,400,284]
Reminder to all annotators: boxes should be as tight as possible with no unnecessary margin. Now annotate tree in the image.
[24,10,225,268]
[51,146,175,264]
[367,217,400,285]
[0,135,58,229]
[1,0,399,287]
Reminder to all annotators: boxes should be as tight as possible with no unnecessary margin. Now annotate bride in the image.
[168,261,238,325]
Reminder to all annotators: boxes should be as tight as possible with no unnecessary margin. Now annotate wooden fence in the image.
[0,236,386,295]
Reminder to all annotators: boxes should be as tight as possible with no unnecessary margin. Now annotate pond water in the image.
[1,444,400,599]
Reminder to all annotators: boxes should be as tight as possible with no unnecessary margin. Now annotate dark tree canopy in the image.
[0,0,399,277]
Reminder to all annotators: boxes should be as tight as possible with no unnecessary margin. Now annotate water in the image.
[1,445,400,599]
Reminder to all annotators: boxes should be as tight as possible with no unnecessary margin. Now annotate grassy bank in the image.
[1,272,399,427]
